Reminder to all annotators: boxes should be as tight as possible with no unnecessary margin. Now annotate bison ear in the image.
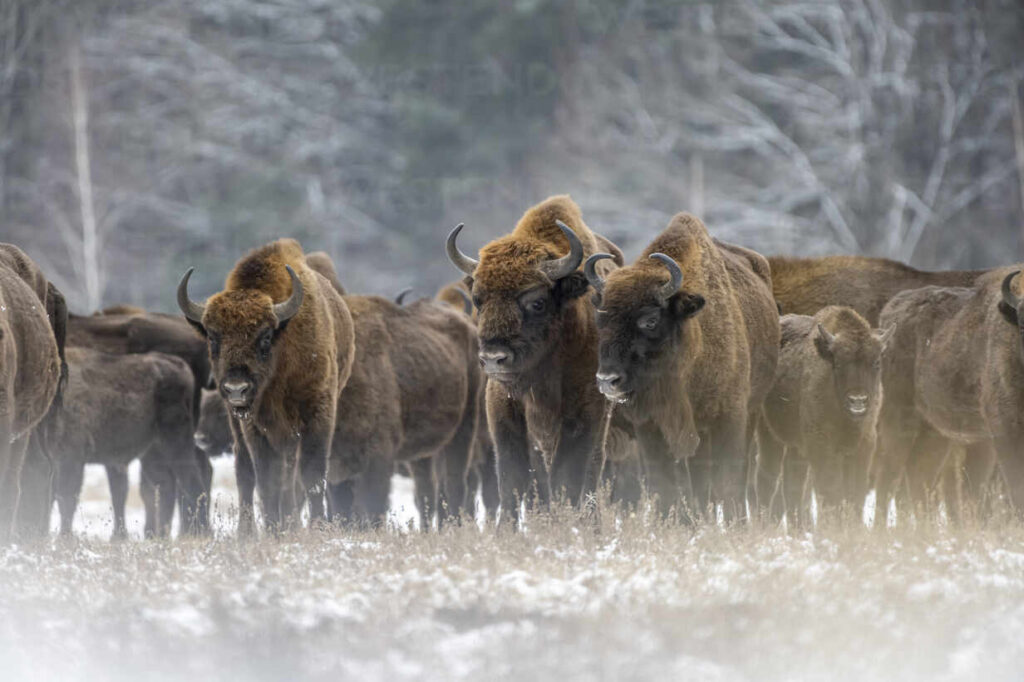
[876,324,896,350]
[669,292,705,320]
[555,272,589,304]
[186,319,208,338]
[998,301,1019,326]
[814,323,835,360]
[462,275,475,290]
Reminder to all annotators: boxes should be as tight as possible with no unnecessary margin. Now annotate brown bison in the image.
[585,214,779,519]
[768,255,986,325]
[757,307,892,524]
[194,388,232,456]
[64,308,214,533]
[0,245,62,540]
[446,195,624,526]
[178,239,355,531]
[324,293,483,528]
[22,347,197,539]
[306,251,347,295]
[874,269,1024,520]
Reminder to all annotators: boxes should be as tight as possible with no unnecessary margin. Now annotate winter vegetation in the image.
[2,461,1024,682]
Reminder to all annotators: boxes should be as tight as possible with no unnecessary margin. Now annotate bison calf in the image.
[757,307,891,524]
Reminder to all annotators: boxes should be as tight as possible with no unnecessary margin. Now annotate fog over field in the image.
[1,463,1023,682]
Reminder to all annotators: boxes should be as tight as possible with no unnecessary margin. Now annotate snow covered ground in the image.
[3,459,1024,681]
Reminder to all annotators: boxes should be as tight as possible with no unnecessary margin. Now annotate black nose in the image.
[596,372,622,392]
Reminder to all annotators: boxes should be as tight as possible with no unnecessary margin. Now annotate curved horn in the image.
[455,287,473,316]
[649,253,683,301]
[395,287,414,305]
[584,253,614,294]
[1002,270,1021,310]
[272,265,304,324]
[177,268,206,323]
[538,220,584,281]
[446,223,478,276]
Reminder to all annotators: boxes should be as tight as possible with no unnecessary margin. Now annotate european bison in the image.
[586,213,779,519]
[64,308,214,533]
[27,347,197,539]
[325,293,483,528]
[178,239,355,532]
[306,251,347,295]
[446,195,624,527]
[768,255,986,325]
[757,307,892,524]
[874,269,1024,520]
[0,245,62,541]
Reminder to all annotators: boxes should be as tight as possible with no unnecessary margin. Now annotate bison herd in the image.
[2,194,1022,541]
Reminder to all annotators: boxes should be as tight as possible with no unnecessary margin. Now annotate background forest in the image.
[1,0,1022,311]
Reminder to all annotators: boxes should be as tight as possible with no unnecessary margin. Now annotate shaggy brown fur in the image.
[306,251,347,295]
[22,347,197,539]
[0,248,61,541]
[449,195,624,527]
[184,239,355,532]
[99,304,146,316]
[874,269,1024,520]
[319,295,482,528]
[64,310,214,534]
[591,213,780,519]
[768,255,986,325]
[195,388,232,456]
[757,307,890,524]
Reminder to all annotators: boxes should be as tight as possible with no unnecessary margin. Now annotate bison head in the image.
[194,388,232,455]
[446,220,588,384]
[586,252,705,404]
[813,310,893,419]
[177,265,302,420]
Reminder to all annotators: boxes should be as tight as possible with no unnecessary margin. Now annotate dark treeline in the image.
[1,0,1022,312]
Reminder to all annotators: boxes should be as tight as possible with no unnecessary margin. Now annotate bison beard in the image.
[446,195,625,528]
[179,239,355,533]
[587,214,779,521]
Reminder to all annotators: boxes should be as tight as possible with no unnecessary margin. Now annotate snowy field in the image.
[2,459,1024,682]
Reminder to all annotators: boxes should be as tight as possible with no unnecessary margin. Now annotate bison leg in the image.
[0,435,29,542]
[755,424,786,521]
[636,424,682,518]
[438,397,478,527]
[54,459,84,537]
[487,387,531,530]
[409,457,436,531]
[299,415,334,527]
[783,452,810,529]
[905,427,951,521]
[105,465,129,540]
[354,454,392,527]
[326,480,355,524]
[962,443,997,520]
[993,434,1024,518]
[709,416,750,523]
[230,416,256,537]
[16,435,54,539]
[141,458,176,538]
[478,442,500,522]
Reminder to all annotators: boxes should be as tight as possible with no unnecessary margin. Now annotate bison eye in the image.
[529,298,546,313]
[209,335,221,359]
[257,331,273,357]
